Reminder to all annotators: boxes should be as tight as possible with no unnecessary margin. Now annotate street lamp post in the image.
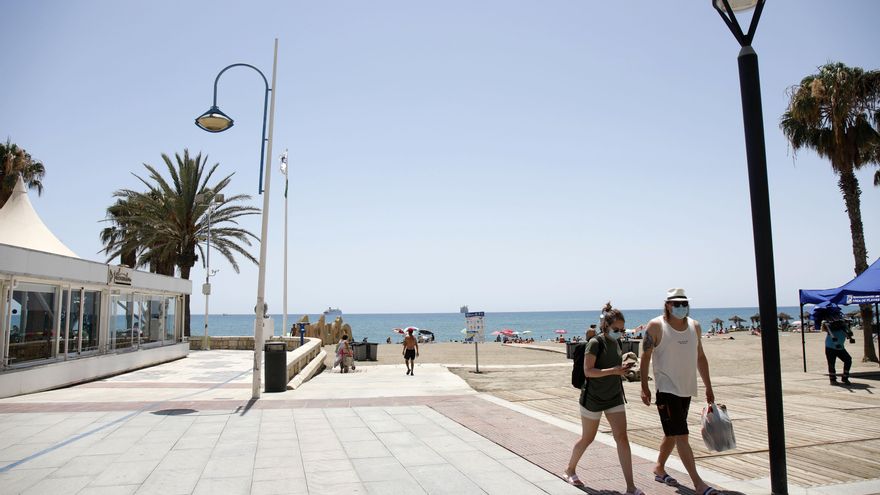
[280,150,289,338]
[196,38,279,400]
[196,192,224,351]
[713,2,787,493]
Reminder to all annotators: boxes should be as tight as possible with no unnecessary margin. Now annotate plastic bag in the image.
[701,403,736,452]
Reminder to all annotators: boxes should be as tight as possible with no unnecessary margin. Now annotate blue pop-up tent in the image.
[797,257,880,371]
[799,257,880,306]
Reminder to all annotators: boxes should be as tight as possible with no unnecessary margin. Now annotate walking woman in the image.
[564,302,645,495]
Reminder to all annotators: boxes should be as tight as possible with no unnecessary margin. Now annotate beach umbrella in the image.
[490,331,503,336]
[392,328,404,334]
[711,318,724,326]
[846,310,862,325]
[403,326,419,333]
[729,316,745,327]
[521,330,532,334]
[750,313,760,324]
[777,312,792,322]
[554,329,567,334]
[500,329,515,335]
[418,329,434,336]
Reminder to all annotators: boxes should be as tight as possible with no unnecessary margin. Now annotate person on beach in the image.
[403,328,419,375]
[336,335,354,373]
[640,288,717,495]
[564,302,645,495]
[816,306,853,385]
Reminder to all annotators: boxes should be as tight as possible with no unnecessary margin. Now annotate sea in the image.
[190,306,805,343]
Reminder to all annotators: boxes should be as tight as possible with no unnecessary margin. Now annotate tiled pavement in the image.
[0,350,847,494]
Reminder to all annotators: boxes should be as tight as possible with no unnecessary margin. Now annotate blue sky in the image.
[2,1,879,314]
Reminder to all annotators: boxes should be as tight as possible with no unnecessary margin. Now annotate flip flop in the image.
[654,473,678,486]
[700,487,720,495]
[563,473,584,487]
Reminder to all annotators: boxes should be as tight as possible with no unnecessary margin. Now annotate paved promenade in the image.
[0,350,875,494]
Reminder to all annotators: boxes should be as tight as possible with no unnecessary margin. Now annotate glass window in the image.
[59,289,79,354]
[109,293,136,350]
[9,282,57,365]
[81,291,100,352]
[164,297,177,343]
[61,289,100,354]
[143,296,164,346]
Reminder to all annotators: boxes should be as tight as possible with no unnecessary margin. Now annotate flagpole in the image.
[281,149,289,338]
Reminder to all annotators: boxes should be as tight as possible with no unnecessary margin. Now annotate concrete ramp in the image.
[292,364,477,400]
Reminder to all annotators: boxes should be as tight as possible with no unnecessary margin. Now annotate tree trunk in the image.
[121,248,136,269]
[837,170,879,362]
[179,263,193,338]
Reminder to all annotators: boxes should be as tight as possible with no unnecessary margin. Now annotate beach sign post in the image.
[465,311,485,373]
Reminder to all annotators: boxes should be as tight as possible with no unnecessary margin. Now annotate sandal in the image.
[654,473,678,486]
[562,472,584,487]
[699,487,719,495]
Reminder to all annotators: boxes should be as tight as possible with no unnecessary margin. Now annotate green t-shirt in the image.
[582,334,624,411]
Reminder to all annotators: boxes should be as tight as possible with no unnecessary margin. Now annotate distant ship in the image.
[323,307,342,317]
[460,305,469,314]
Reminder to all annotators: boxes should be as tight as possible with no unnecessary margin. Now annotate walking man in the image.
[640,288,718,495]
[403,328,419,375]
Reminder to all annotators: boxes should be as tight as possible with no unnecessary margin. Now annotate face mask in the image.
[608,331,623,340]
[671,306,689,319]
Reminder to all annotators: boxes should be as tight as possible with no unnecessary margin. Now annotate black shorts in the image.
[655,392,691,437]
[404,349,416,360]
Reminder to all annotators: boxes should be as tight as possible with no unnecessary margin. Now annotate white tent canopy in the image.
[0,176,78,258]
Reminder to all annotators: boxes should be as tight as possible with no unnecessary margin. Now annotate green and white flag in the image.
[279,149,289,198]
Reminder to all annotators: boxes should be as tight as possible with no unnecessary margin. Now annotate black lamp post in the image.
[713,1,787,493]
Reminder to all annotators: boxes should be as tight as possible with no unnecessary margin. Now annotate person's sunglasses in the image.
[669,301,689,308]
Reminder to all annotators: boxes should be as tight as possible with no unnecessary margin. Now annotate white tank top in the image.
[651,316,698,397]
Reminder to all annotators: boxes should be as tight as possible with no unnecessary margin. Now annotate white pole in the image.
[281,149,289,338]
[253,38,278,400]
[203,204,211,350]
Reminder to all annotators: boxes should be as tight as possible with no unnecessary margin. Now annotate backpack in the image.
[571,338,605,388]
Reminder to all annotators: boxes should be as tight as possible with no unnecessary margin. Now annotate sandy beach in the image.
[326,331,878,377]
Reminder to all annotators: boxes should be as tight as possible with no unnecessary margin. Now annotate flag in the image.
[279,149,289,198]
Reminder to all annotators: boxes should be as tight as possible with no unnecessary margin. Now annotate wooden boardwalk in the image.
[453,366,880,490]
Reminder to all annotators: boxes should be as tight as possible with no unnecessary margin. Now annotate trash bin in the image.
[620,339,641,357]
[566,341,580,359]
[264,341,288,392]
[365,342,378,361]
[351,342,368,361]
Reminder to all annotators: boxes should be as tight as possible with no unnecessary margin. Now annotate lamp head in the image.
[713,0,758,11]
[713,0,764,47]
[195,105,234,133]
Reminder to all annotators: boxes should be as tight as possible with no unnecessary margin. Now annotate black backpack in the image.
[571,338,604,388]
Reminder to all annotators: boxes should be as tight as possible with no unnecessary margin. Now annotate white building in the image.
[0,177,191,398]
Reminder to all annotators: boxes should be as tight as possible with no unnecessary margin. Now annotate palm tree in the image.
[780,62,880,362]
[101,150,260,336]
[100,199,139,269]
[0,138,45,208]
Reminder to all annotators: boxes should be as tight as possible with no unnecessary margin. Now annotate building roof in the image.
[0,176,78,258]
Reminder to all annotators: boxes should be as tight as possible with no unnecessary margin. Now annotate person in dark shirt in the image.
[564,302,643,495]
